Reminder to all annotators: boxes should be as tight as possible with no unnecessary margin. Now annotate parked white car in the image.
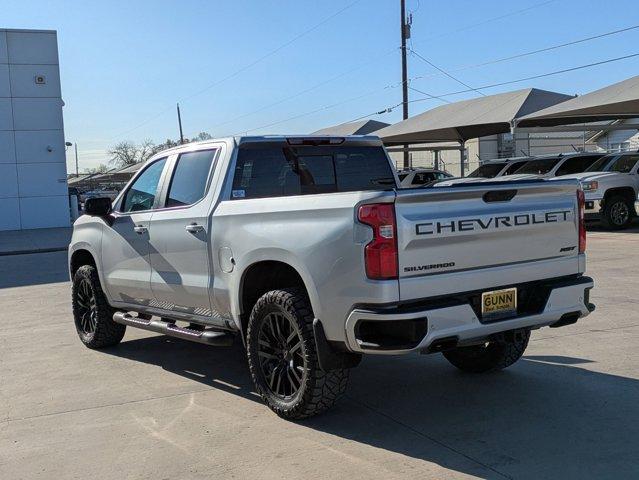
[491,152,605,182]
[397,168,452,188]
[466,157,532,179]
[434,157,532,187]
[556,152,639,229]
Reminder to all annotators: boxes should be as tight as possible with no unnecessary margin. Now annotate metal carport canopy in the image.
[516,75,639,128]
[311,119,390,136]
[375,88,573,144]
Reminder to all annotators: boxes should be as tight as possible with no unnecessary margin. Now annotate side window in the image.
[610,155,639,173]
[121,158,167,213]
[412,172,435,185]
[504,162,524,175]
[166,150,217,207]
[556,156,597,176]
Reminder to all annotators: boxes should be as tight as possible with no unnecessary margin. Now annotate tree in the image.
[107,132,214,166]
[85,163,109,174]
[108,139,156,167]
[192,131,213,142]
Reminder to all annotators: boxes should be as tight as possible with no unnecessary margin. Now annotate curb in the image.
[0,247,67,257]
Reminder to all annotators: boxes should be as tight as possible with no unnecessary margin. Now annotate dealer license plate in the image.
[481,287,517,321]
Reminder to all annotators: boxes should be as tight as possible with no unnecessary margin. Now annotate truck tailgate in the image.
[395,180,580,300]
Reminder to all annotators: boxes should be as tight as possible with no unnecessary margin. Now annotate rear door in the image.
[394,181,579,298]
[148,148,219,315]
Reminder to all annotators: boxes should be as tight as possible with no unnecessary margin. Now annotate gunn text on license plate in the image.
[481,287,517,321]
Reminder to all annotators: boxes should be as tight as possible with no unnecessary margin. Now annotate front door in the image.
[101,157,168,306]
[148,149,218,316]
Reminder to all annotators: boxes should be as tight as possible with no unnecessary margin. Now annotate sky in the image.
[3,0,639,172]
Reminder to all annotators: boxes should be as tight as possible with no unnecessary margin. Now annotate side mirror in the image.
[84,197,112,217]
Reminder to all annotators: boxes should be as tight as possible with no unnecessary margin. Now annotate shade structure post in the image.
[434,150,440,170]
[459,141,466,177]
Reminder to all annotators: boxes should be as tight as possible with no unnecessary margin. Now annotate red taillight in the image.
[357,203,398,280]
[577,189,586,253]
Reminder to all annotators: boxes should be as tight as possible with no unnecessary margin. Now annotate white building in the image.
[0,28,68,231]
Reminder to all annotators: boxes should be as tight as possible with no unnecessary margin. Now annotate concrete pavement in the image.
[1,229,638,479]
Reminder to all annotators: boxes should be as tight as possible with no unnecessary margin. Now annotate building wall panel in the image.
[6,31,58,65]
[10,64,61,97]
[0,64,10,97]
[15,130,65,163]
[12,97,63,131]
[0,198,20,230]
[0,32,7,64]
[17,162,67,197]
[0,97,13,130]
[0,163,18,198]
[20,195,69,229]
[0,130,15,163]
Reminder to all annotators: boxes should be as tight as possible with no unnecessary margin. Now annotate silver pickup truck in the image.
[68,136,594,419]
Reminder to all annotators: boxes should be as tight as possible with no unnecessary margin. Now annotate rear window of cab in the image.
[231,145,396,199]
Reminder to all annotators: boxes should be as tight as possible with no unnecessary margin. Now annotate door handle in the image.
[185,223,205,234]
[133,225,148,234]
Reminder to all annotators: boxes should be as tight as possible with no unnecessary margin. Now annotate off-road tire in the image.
[72,265,125,348]
[246,288,348,420]
[601,195,633,230]
[443,329,530,373]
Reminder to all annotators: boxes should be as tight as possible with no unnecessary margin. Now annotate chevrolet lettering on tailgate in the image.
[415,209,572,237]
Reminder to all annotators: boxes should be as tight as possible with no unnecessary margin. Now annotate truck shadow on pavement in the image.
[106,335,639,479]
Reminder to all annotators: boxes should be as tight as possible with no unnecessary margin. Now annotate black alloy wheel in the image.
[257,311,306,399]
[75,277,98,335]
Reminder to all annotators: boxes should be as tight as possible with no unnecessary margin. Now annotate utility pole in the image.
[400,0,410,169]
[74,143,79,176]
[177,103,184,144]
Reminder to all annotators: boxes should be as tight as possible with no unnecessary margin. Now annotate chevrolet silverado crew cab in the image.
[556,151,639,229]
[68,135,594,419]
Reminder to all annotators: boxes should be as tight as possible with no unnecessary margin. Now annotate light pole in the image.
[65,141,79,176]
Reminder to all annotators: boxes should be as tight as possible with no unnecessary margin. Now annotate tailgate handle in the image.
[483,190,517,203]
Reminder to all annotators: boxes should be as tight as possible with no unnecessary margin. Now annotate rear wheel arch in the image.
[238,260,313,339]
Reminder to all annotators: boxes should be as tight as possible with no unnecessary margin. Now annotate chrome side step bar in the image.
[113,312,234,346]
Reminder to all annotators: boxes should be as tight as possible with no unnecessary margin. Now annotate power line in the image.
[337,52,639,125]
[410,23,639,83]
[410,52,639,102]
[230,86,390,136]
[206,49,397,132]
[233,52,639,135]
[222,20,639,133]
[415,0,556,44]
[409,48,486,96]
[107,0,362,141]
[408,86,451,103]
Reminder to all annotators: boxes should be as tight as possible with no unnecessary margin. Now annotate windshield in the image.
[514,157,561,175]
[585,154,615,172]
[608,154,639,173]
[467,163,506,178]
